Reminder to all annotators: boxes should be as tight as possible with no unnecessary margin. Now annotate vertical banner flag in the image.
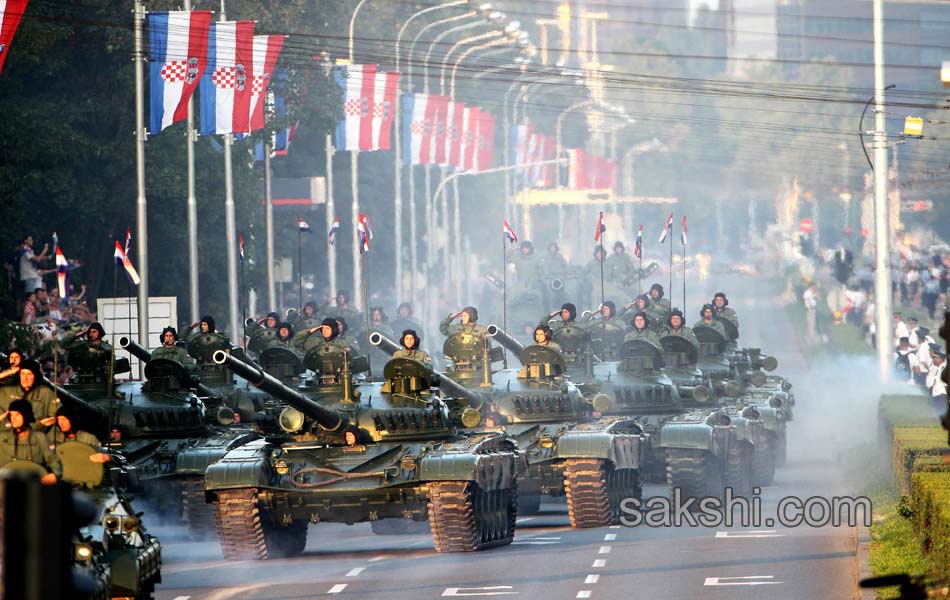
[503,219,518,244]
[459,106,478,172]
[297,217,312,233]
[55,246,68,298]
[148,10,212,133]
[428,95,449,164]
[681,216,687,246]
[594,211,606,242]
[247,34,286,132]
[403,93,429,165]
[199,20,255,135]
[114,242,141,285]
[335,64,398,151]
[357,213,371,254]
[475,109,496,172]
[372,69,399,151]
[239,232,245,262]
[444,101,465,168]
[634,225,643,257]
[328,216,340,245]
[658,212,673,244]
[0,0,29,77]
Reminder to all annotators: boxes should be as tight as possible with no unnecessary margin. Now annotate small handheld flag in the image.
[634,225,643,258]
[124,226,132,255]
[503,219,518,245]
[55,247,68,298]
[51,232,59,254]
[328,216,341,245]
[680,216,687,246]
[594,211,606,242]
[113,241,141,286]
[357,213,371,254]
[658,212,673,244]
[297,218,312,233]
[239,232,245,262]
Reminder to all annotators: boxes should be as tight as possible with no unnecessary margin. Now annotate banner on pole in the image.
[148,10,212,133]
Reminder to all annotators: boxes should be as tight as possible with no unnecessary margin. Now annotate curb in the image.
[853,522,875,600]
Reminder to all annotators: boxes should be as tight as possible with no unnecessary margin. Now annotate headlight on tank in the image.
[274,459,290,475]
[121,516,139,533]
[279,407,306,433]
[539,433,555,449]
[104,515,121,532]
[591,393,611,413]
[74,543,94,563]
[460,408,481,429]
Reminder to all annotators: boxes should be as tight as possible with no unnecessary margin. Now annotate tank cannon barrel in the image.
[212,350,345,432]
[486,324,525,357]
[119,336,151,363]
[434,372,485,410]
[368,332,401,357]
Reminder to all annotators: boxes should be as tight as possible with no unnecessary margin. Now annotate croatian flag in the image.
[114,242,141,286]
[0,0,29,77]
[474,109,495,173]
[247,34,286,132]
[634,225,643,258]
[148,11,212,134]
[297,218,312,233]
[503,219,518,245]
[594,211,606,242]
[239,232,245,262]
[328,216,340,246]
[459,106,479,172]
[680,216,687,246]
[335,64,400,152]
[55,247,68,298]
[429,95,449,165]
[199,20,255,135]
[403,93,429,165]
[658,212,673,244]
[444,101,465,168]
[357,213,371,254]
[124,226,132,255]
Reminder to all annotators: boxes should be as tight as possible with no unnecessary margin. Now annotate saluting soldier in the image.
[294,318,352,353]
[0,360,59,431]
[184,315,229,343]
[0,399,62,484]
[265,322,296,349]
[246,311,280,338]
[293,302,323,332]
[393,329,432,368]
[61,321,113,355]
[440,306,488,338]
[540,302,578,332]
[0,349,24,384]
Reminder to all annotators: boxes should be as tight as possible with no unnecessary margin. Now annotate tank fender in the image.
[418,434,521,491]
[174,432,259,474]
[556,426,644,470]
[203,439,273,491]
[657,422,719,452]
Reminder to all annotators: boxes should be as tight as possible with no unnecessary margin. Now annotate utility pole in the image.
[133,0,149,372]
[221,0,241,340]
[872,0,893,381]
[264,141,275,310]
[184,0,199,323]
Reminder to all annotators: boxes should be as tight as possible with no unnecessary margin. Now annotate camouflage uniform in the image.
[151,344,197,368]
[50,428,102,451]
[393,348,432,368]
[691,318,727,338]
[60,334,113,357]
[439,316,487,339]
[667,325,700,349]
[0,384,59,430]
[623,328,661,347]
[0,428,62,477]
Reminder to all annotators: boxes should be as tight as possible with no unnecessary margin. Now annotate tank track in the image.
[751,434,776,487]
[181,476,217,540]
[428,481,516,552]
[564,459,640,527]
[666,449,723,507]
[725,442,753,497]
[215,488,309,560]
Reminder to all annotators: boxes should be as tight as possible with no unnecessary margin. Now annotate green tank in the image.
[206,349,522,559]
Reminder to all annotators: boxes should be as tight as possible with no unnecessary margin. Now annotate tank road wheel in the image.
[181,476,217,540]
[428,481,517,552]
[370,519,431,535]
[564,459,639,527]
[751,434,776,487]
[724,442,753,497]
[666,449,723,508]
[215,489,309,560]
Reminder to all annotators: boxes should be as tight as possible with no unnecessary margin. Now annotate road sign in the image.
[904,116,923,137]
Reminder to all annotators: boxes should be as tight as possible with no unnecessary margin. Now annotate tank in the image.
[382,328,647,528]
[205,350,523,559]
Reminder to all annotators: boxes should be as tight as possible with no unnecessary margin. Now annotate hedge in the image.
[910,470,950,576]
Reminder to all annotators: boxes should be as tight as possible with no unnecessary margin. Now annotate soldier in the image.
[692,304,727,337]
[533,324,562,352]
[247,311,280,337]
[666,308,700,348]
[264,322,296,349]
[712,292,738,325]
[393,329,432,368]
[541,242,567,274]
[605,241,635,283]
[184,315,224,342]
[368,307,394,339]
[540,303,577,332]
[335,317,362,353]
[294,318,351,353]
[624,312,661,346]
[61,321,113,355]
[0,399,62,484]
[649,283,672,314]
[626,294,665,332]
[0,349,24,383]
[391,302,423,335]
[512,240,543,294]
[582,300,618,323]
[151,326,196,368]
[292,302,323,332]
[49,406,110,463]
[0,360,59,430]
[440,306,488,338]
[327,290,363,329]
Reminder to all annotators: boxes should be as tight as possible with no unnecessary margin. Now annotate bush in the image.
[892,426,948,493]
[910,470,950,576]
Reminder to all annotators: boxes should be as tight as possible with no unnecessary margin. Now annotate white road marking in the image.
[369,555,390,562]
[603,533,616,541]
[592,559,607,568]
[328,584,348,594]
[516,517,536,523]
[576,592,592,599]
[608,525,620,529]
[715,530,784,539]
[584,575,600,584]
[442,586,517,596]
[704,576,782,586]
[598,546,611,554]
[173,597,191,600]
[346,567,365,577]
[512,540,561,545]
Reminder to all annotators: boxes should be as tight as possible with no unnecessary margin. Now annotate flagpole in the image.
[133,0,149,377]
[363,252,372,380]
[352,150,362,310]
[109,261,118,394]
[638,238,642,296]
[240,233,247,351]
[668,220,673,304]
[184,0,200,325]
[501,231,508,369]
[297,222,303,310]
[265,140,276,312]
[326,133,338,301]
[599,236,605,312]
[682,237,687,316]
[220,0,240,342]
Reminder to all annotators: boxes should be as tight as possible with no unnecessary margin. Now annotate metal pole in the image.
[409,163,417,305]
[872,0,893,380]
[348,0,371,62]
[264,141,275,311]
[184,0,199,324]
[221,0,239,340]
[297,226,302,310]
[351,150,362,308]
[133,0,149,367]
[452,176,462,307]
[326,134,337,300]
[394,83,404,304]
[502,232,508,368]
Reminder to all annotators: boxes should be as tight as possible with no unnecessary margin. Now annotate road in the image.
[155,276,867,600]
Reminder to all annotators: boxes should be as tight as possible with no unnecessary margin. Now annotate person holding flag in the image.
[680,215,688,316]
[328,216,341,246]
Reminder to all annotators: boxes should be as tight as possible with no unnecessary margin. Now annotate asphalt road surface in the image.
[155,275,867,600]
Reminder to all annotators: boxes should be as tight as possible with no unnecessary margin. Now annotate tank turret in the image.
[120,336,221,401]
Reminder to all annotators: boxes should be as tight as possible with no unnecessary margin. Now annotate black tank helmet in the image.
[700,303,716,319]
[87,322,106,338]
[397,302,414,316]
[200,315,216,333]
[713,291,729,306]
[8,399,36,425]
[461,306,479,323]
[160,326,179,344]
[400,329,421,350]
[668,308,685,328]
[636,293,652,308]
[631,311,650,330]
[650,283,665,298]
[560,303,577,322]
[602,300,617,319]
[277,322,294,341]
[321,318,340,341]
